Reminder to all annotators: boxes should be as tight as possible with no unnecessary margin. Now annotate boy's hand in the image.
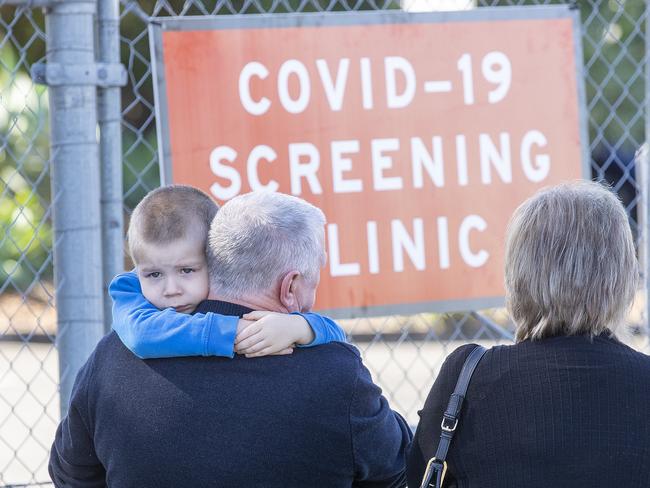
[236,317,293,357]
[235,311,314,357]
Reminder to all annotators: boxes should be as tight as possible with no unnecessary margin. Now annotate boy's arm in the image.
[109,271,238,359]
[235,311,346,356]
[293,312,347,346]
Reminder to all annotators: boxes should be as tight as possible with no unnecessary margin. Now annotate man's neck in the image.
[206,292,288,314]
[194,299,254,317]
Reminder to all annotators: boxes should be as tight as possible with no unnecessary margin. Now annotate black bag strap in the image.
[419,345,488,488]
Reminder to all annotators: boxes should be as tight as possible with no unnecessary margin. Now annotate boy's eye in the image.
[180,268,195,274]
[146,271,161,279]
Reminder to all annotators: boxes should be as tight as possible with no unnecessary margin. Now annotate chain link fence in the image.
[0,4,59,486]
[0,0,647,485]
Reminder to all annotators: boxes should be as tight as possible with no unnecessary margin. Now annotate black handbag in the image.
[419,345,488,488]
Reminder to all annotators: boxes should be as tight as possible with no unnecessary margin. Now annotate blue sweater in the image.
[49,300,412,487]
[109,271,346,358]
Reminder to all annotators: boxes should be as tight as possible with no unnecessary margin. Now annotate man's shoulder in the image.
[289,342,365,382]
[65,332,132,400]
[299,341,363,361]
[88,331,134,365]
[96,330,128,350]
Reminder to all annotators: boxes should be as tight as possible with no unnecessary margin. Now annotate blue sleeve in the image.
[349,358,412,487]
[109,271,238,359]
[294,312,347,347]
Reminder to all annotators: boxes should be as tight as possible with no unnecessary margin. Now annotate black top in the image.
[407,333,650,488]
[49,299,412,488]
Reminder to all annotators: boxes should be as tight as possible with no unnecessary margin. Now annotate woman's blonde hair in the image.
[505,180,638,342]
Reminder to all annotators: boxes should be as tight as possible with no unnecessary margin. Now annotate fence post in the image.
[44,0,105,417]
[98,0,125,333]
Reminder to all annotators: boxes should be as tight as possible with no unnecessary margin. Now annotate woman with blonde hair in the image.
[407,181,650,488]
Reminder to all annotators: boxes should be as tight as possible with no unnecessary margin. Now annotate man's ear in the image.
[279,270,301,312]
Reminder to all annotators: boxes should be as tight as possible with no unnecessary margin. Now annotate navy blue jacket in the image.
[407,333,650,488]
[49,300,411,487]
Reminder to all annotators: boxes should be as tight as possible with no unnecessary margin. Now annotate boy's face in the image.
[136,236,209,313]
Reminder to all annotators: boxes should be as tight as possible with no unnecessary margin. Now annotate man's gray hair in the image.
[207,191,326,298]
[505,180,638,342]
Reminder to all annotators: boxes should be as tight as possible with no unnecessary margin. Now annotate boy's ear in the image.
[279,270,300,313]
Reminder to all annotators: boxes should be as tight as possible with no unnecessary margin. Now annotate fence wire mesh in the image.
[0,4,59,487]
[0,0,648,485]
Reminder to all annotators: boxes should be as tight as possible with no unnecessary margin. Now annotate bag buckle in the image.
[440,415,458,432]
[420,457,447,488]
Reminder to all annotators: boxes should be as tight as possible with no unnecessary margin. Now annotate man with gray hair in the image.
[207,191,327,315]
[49,191,412,487]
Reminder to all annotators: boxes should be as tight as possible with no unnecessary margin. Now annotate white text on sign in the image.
[238,53,513,114]
[209,132,550,199]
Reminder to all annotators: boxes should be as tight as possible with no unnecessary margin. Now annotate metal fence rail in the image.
[0,0,648,485]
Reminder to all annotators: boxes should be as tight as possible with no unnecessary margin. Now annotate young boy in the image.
[110,185,345,359]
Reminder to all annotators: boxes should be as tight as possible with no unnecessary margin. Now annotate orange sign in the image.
[150,7,587,317]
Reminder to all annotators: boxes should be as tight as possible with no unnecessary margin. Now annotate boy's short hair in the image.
[127,185,218,264]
